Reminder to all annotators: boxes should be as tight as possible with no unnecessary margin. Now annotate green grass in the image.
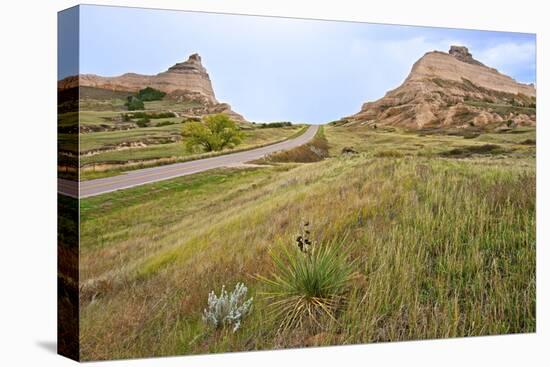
[79,123,185,152]
[143,99,203,110]
[78,98,202,128]
[58,133,78,153]
[78,111,124,126]
[78,125,535,359]
[324,124,535,159]
[58,111,79,127]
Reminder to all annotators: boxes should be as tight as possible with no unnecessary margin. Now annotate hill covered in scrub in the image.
[343,46,536,129]
[58,53,245,122]
[78,133,535,359]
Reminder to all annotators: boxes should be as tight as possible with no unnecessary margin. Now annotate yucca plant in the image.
[259,237,354,332]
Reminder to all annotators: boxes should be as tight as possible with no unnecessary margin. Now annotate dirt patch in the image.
[520,139,536,145]
[79,124,137,134]
[439,144,508,158]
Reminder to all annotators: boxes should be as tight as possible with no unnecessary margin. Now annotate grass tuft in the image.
[374,150,404,158]
[258,237,354,332]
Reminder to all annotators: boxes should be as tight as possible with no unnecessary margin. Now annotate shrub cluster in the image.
[258,121,292,128]
[122,111,176,120]
[155,120,176,127]
[125,96,144,111]
[135,118,150,128]
[137,87,166,101]
[202,283,253,332]
[440,144,505,158]
[124,87,166,111]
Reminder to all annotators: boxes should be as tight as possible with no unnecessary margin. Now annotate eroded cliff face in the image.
[58,53,245,121]
[346,46,536,129]
[59,54,217,104]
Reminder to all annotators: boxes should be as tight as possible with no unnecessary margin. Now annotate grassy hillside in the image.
[325,124,535,159]
[79,126,535,360]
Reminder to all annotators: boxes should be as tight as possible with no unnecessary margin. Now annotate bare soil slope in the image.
[345,46,536,129]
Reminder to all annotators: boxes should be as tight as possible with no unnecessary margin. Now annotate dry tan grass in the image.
[253,127,328,163]
[78,128,535,360]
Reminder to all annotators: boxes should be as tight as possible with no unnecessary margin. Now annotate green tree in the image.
[137,87,166,101]
[125,96,144,111]
[183,114,243,152]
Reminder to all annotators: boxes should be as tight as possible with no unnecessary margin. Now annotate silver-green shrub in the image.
[202,283,253,332]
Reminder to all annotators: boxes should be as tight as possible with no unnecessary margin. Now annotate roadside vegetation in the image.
[67,90,306,180]
[254,126,328,163]
[256,121,293,128]
[79,123,535,360]
[183,114,244,152]
[78,125,306,180]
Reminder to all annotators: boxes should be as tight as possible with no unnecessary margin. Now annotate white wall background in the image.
[0,0,547,366]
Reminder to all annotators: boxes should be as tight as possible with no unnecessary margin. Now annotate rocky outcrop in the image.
[448,45,485,66]
[58,53,245,121]
[166,89,245,122]
[59,53,218,104]
[345,46,536,129]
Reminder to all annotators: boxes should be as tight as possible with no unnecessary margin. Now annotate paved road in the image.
[58,125,319,198]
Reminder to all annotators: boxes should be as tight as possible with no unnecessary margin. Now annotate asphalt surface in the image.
[58,125,319,198]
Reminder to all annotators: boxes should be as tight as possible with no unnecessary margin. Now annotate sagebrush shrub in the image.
[202,283,253,332]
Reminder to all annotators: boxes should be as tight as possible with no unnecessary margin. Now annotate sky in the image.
[60,5,536,124]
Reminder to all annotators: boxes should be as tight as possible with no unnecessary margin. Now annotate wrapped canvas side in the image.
[57,5,80,361]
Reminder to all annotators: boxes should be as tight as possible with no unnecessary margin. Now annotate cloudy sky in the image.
[63,5,536,123]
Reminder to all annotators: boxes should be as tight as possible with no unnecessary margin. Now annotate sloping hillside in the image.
[344,46,536,129]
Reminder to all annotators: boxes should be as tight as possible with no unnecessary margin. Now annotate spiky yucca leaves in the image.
[259,239,355,332]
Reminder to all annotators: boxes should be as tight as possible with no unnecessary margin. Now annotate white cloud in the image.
[475,42,536,82]
[346,36,466,102]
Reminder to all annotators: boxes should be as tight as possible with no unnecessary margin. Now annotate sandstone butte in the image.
[58,53,245,121]
[345,45,536,129]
